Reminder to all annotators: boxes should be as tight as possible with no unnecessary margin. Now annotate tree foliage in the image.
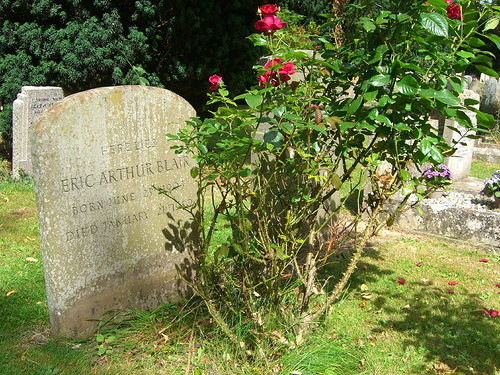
[0,0,261,151]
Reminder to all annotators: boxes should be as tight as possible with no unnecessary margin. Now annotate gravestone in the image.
[12,86,64,179]
[443,90,480,181]
[30,86,198,339]
[480,77,499,115]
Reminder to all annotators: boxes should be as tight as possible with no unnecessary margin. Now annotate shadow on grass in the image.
[318,242,500,374]
[379,283,500,374]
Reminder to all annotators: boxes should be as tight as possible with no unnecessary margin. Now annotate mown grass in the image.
[470,159,499,180]
[1,164,499,374]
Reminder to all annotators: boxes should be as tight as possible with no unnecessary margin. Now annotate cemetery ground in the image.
[1,159,499,375]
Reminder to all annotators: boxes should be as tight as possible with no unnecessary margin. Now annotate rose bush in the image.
[166,1,499,348]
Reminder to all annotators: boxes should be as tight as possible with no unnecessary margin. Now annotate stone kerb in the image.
[29,86,197,339]
[12,86,64,179]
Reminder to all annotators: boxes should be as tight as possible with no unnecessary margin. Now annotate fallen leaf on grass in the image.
[6,290,16,297]
[433,361,455,373]
[26,257,38,262]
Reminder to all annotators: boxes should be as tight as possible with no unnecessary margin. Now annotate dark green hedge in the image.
[0,0,261,152]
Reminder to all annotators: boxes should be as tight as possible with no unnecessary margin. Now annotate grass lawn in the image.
[1,163,499,374]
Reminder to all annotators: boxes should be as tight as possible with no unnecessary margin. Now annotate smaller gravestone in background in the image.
[443,89,480,181]
[479,77,499,115]
[12,86,64,179]
[30,86,197,339]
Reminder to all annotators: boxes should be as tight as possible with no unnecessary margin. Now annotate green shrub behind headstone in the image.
[0,0,261,151]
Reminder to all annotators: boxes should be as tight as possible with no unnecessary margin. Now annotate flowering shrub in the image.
[481,170,500,198]
[166,1,499,347]
[421,164,453,188]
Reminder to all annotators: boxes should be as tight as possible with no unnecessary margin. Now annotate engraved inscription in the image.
[61,155,191,192]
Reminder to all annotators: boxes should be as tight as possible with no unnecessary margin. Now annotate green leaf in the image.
[484,17,500,32]
[340,122,356,132]
[394,123,412,131]
[402,184,414,196]
[475,109,495,129]
[396,75,419,96]
[346,96,363,116]
[369,74,391,87]
[486,34,500,50]
[190,167,199,179]
[263,128,284,149]
[238,168,251,177]
[375,115,392,127]
[247,33,268,46]
[359,17,376,32]
[215,244,230,264]
[96,334,105,343]
[245,93,263,109]
[466,37,486,48]
[198,144,208,154]
[456,50,474,59]
[420,139,431,155]
[218,88,229,97]
[331,173,342,190]
[433,89,460,105]
[475,65,499,79]
[420,13,448,37]
[378,95,395,106]
[419,88,435,99]
[363,90,378,102]
[429,145,444,164]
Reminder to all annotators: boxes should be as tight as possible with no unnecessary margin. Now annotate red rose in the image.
[208,74,222,91]
[255,14,287,33]
[259,58,295,87]
[260,4,279,16]
[445,0,461,20]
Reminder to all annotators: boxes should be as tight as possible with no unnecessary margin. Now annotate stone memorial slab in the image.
[12,86,64,179]
[443,90,480,181]
[30,86,197,339]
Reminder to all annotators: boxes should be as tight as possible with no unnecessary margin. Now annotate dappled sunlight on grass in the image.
[331,233,500,374]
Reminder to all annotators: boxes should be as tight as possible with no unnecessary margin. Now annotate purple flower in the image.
[421,164,453,187]
[481,170,500,198]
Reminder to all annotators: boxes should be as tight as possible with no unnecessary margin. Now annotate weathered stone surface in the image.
[443,90,480,181]
[12,86,64,179]
[480,77,499,115]
[395,201,500,249]
[30,86,197,339]
[473,142,500,164]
